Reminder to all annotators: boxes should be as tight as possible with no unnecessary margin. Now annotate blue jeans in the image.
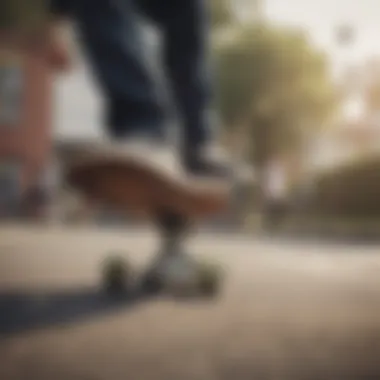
[50,0,213,150]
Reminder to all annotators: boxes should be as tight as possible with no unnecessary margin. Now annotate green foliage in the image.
[214,25,337,165]
[210,0,233,28]
[0,0,48,32]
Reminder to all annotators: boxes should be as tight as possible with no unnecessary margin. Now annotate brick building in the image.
[0,30,257,227]
[0,36,53,217]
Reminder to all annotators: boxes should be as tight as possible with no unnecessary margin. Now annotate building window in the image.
[0,160,22,216]
[0,53,24,126]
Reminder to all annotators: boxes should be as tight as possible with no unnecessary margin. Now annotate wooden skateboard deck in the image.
[65,155,230,220]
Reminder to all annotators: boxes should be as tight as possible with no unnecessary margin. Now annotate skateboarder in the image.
[48,0,232,181]
[47,0,248,289]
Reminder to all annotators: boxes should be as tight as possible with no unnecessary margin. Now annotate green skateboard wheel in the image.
[101,255,132,295]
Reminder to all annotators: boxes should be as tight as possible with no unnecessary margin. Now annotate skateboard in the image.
[64,150,229,297]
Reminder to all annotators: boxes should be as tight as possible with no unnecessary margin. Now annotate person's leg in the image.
[67,0,166,139]
[160,0,212,154]
[138,0,230,177]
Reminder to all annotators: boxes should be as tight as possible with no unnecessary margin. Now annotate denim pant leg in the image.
[162,0,213,152]
[138,0,214,152]
[68,0,166,139]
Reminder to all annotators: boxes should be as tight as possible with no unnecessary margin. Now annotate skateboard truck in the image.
[155,210,190,257]
[141,209,223,297]
[65,155,225,296]
[102,209,222,297]
[139,210,191,293]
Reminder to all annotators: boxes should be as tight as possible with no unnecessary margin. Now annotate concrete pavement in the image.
[1,225,380,380]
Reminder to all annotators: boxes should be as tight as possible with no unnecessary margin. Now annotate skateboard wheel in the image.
[197,261,223,297]
[101,255,131,295]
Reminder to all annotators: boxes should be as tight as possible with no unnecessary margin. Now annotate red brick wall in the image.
[0,34,53,193]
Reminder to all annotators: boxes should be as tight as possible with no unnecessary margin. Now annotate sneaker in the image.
[62,137,240,197]
[183,144,232,178]
[182,143,255,185]
[63,137,183,181]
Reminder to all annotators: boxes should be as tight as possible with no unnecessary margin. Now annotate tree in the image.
[210,0,233,28]
[214,25,337,167]
[0,0,48,32]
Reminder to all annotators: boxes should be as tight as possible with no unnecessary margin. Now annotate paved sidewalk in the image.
[1,225,380,380]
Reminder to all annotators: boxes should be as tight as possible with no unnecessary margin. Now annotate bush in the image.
[309,155,380,217]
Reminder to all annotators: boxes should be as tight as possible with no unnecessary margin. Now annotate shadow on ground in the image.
[0,288,151,337]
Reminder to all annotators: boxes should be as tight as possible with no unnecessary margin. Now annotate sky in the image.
[265,0,380,70]
[264,0,380,122]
